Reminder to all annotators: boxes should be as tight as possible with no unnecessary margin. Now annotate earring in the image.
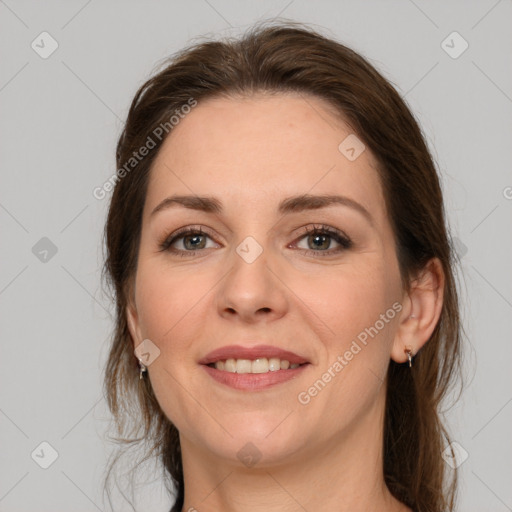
[138,360,147,379]
[404,347,414,368]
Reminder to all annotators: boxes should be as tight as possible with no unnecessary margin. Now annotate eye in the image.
[159,223,352,258]
[292,224,352,257]
[158,226,218,256]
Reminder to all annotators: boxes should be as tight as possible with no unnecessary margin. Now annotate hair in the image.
[102,19,464,512]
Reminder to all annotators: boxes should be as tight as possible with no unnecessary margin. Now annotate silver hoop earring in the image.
[138,360,147,379]
[404,348,414,368]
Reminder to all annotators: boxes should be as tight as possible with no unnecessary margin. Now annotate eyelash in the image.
[158,224,353,258]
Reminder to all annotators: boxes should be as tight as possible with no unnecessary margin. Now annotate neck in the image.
[179,387,410,512]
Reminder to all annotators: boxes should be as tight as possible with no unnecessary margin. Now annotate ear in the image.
[391,257,445,364]
[126,299,143,350]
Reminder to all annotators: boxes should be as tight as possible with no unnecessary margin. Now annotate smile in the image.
[208,357,303,373]
[202,360,310,391]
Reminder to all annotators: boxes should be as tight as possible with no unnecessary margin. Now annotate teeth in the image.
[224,359,237,372]
[253,358,270,373]
[235,359,252,374]
[213,358,303,373]
[269,358,281,371]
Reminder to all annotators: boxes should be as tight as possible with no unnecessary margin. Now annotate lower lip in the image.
[201,364,310,391]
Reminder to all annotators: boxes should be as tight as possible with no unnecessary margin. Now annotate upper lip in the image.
[199,344,310,365]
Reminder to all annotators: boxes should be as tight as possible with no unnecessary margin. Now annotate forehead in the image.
[145,92,385,223]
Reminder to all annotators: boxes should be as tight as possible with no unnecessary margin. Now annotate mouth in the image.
[206,358,307,373]
[199,344,311,391]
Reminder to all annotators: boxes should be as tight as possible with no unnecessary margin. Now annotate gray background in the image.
[1,1,511,511]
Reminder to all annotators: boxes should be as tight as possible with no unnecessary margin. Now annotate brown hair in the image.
[102,20,464,512]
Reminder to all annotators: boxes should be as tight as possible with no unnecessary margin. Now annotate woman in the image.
[102,20,463,512]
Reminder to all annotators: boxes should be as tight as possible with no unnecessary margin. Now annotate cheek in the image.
[298,268,398,417]
[296,264,393,343]
[134,264,212,429]
[134,260,211,340]
[295,261,400,406]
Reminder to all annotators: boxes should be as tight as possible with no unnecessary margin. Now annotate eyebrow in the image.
[150,193,373,225]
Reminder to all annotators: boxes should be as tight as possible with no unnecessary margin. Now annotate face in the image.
[127,92,406,467]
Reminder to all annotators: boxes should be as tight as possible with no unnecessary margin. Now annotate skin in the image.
[126,92,444,512]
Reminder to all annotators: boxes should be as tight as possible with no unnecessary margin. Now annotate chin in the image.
[197,415,310,467]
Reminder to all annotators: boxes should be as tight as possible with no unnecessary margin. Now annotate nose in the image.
[216,240,288,324]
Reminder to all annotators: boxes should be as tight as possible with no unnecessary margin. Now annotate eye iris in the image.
[184,234,206,250]
[309,233,330,250]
